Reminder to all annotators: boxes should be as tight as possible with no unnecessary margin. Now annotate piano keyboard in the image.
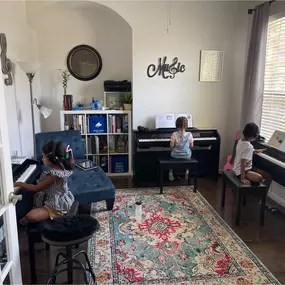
[14,164,37,193]
[138,137,217,143]
[256,152,285,169]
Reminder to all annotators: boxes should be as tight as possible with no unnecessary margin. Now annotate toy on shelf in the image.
[90,97,102,110]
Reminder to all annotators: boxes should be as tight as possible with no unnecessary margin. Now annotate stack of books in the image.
[108,115,128,133]
[86,136,107,154]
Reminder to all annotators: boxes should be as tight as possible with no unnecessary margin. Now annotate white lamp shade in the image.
[39,106,52,119]
[17,61,41,74]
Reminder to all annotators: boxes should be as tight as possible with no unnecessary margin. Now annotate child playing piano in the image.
[14,141,75,224]
[169,116,194,181]
[233,122,270,185]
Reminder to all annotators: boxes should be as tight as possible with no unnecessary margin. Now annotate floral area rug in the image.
[88,187,279,285]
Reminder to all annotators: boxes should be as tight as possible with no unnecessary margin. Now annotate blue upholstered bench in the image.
[35,130,115,210]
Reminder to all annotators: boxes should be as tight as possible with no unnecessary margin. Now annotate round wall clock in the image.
[67,45,102,81]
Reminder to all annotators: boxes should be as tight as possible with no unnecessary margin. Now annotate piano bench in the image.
[221,170,269,226]
[158,158,198,194]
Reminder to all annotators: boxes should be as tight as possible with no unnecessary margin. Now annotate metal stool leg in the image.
[66,246,73,284]
[80,251,96,283]
[50,252,65,284]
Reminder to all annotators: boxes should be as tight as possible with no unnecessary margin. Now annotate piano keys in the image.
[12,159,41,221]
[253,141,285,187]
[133,128,221,185]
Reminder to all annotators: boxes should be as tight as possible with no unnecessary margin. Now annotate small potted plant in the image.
[121,93,132,111]
[58,69,72,110]
[74,101,84,110]
[60,69,71,95]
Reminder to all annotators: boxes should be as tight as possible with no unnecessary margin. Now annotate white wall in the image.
[26,0,279,166]
[97,0,252,164]
[31,1,132,132]
[0,0,39,158]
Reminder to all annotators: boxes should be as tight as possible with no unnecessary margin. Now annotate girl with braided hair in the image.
[14,140,75,225]
[169,116,194,181]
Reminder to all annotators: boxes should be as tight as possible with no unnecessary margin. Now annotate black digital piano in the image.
[133,128,221,186]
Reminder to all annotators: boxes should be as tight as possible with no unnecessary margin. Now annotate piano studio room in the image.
[1,0,285,284]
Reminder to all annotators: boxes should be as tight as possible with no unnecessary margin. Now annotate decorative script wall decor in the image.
[0,33,12,86]
[147,56,186,79]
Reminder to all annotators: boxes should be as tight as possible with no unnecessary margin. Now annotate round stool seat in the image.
[40,215,99,245]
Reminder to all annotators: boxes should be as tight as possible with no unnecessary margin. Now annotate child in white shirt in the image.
[233,122,269,185]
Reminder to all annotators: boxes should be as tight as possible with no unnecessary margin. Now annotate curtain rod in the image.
[248,0,276,14]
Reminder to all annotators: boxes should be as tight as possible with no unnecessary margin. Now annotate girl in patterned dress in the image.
[14,141,75,225]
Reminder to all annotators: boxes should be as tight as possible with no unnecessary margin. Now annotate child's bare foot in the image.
[19,217,28,225]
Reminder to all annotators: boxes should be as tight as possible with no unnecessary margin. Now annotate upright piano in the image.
[133,128,221,185]
[12,159,41,221]
[0,159,40,262]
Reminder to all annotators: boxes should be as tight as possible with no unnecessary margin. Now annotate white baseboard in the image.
[268,191,285,208]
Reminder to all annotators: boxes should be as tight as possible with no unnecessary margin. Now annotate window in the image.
[261,16,285,140]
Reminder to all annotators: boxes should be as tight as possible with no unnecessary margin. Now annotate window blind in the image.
[261,17,285,140]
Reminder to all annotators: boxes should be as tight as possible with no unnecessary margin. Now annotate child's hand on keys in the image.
[255,148,266,153]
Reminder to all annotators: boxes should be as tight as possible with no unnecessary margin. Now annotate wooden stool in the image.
[221,170,269,226]
[158,158,198,194]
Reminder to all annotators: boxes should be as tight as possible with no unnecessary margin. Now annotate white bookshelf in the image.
[60,110,132,176]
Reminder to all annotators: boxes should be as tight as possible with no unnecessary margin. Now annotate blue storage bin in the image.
[89,116,107,133]
[110,155,128,173]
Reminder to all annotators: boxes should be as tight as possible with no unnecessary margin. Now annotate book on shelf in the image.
[109,135,128,153]
[109,156,128,173]
[72,115,84,134]
[108,115,128,133]
[86,136,107,154]
[88,115,107,134]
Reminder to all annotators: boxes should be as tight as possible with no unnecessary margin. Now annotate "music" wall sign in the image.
[147,56,186,79]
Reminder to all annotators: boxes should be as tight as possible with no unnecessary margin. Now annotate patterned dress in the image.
[34,169,74,214]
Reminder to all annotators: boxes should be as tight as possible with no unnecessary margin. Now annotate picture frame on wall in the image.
[199,50,224,82]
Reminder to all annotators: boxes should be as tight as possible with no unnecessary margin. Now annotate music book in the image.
[268,130,285,151]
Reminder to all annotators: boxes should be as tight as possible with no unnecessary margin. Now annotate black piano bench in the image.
[221,170,269,226]
[158,158,198,194]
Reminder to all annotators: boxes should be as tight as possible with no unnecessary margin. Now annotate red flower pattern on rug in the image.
[138,211,181,241]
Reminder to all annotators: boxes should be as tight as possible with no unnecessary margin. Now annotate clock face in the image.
[67,45,102,81]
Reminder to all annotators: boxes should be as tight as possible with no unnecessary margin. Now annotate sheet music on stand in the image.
[268,130,285,151]
[155,113,193,129]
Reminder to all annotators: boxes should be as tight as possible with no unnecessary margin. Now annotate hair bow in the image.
[66,145,73,160]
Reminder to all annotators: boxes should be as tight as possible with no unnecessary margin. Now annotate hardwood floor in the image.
[19,177,285,284]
